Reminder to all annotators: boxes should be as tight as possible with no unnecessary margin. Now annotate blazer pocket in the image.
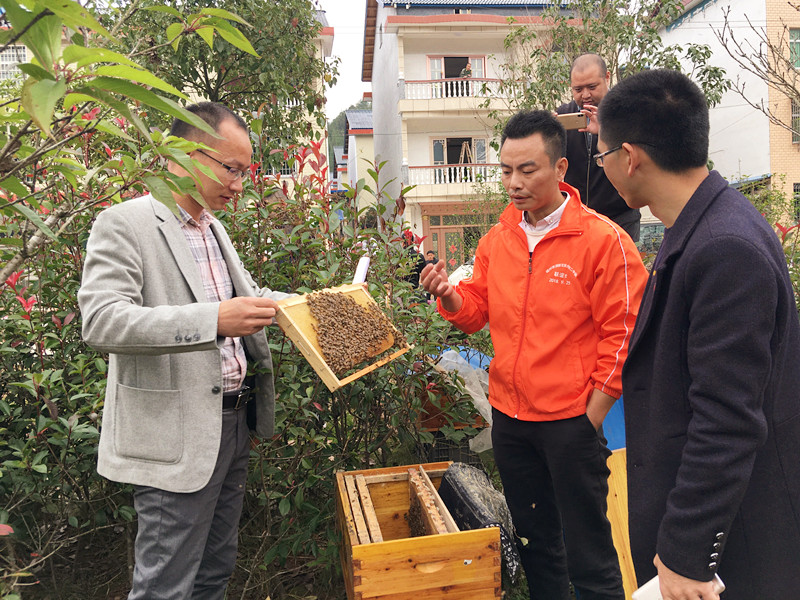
[114,384,183,464]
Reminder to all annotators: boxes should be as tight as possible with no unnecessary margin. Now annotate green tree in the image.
[487,0,729,134]
[122,0,337,160]
[0,0,262,282]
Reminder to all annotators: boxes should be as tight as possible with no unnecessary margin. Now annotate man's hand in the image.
[218,296,278,337]
[654,555,721,600]
[579,103,600,135]
[585,388,616,430]
[420,260,462,313]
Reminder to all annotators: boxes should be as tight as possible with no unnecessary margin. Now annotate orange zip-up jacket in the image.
[439,184,648,421]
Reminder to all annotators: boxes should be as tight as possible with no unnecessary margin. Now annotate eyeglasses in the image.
[593,145,622,168]
[195,149,248,181]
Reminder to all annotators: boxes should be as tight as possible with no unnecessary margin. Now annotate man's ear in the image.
[621,142,641,177]
[555,156,568,181]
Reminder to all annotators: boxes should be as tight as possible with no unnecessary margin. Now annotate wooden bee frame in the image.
[275,283,411,392]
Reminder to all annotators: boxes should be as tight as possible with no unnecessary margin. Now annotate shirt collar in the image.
[176,204,215,232]
[521,191,570,231]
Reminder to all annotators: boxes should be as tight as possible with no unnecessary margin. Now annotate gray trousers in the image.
[128,407,250,600]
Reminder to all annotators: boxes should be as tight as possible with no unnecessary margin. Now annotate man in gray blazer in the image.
[79,102,288,599]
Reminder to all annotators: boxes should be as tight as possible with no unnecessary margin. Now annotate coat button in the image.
[184,335,192,342]
[193,333,200,341]
[175,335,182,342]
[713,542,722,551]
[212,386,221,394]
[715,532,724,541]
[709,553,719,561]
[708,561,718,571]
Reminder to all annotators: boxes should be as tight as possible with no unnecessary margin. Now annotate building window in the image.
[0,45,26,80]
[791,29,800,68]
[793,183,800,221]
[792,100,800,143]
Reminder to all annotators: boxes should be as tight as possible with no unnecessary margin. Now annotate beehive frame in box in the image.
[275,283,411,391]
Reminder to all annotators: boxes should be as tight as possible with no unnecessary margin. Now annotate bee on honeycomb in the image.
[307,291,397,375]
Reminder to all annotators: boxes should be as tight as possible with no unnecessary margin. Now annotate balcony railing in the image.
[403,78,502,100]
[408,164,500,185]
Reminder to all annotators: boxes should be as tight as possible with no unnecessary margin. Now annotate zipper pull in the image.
[528,252,533,274]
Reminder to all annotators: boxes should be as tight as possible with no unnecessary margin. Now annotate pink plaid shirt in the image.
[176,206,246,392]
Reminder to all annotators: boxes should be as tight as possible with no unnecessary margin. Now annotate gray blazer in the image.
[79,195,286,493]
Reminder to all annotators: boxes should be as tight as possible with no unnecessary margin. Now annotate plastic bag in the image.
[436,350,493,452]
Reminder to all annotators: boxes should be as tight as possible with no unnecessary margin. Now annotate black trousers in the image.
[491,408,624,600]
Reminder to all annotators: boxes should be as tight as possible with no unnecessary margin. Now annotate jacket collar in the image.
[656,170,728,266]
[499,181,584,236]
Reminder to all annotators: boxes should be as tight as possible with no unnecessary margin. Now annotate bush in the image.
[0,134,494,598]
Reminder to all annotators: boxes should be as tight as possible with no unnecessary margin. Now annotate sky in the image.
[318,0,372,122]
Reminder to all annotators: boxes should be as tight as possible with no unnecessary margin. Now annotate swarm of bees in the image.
[307,291,396,375]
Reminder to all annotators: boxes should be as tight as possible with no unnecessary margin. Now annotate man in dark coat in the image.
[556,54,641,241]
[597,68,800,600]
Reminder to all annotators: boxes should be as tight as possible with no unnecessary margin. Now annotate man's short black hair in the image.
[598,69,709,173]
[500,110,566,166]
[169,102,248,141]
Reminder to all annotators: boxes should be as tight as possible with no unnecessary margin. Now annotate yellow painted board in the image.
[607,448,637,599]
[275,283,411,392]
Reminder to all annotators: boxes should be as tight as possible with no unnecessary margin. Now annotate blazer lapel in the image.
[210,219,252,297]
[151,197,207,303]
[628,171,727,355]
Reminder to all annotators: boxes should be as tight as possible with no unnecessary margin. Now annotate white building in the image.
[362,0,557,266]
[660,0,772,184]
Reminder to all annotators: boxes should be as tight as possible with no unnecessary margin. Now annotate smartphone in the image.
[556,112,589,130]
[632,573,725,600]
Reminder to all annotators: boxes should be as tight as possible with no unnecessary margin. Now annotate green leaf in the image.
[93,118,134,142]
[144,176,178,215]
[93,65,187,99]
[62,45,143,70]
[45,0,115,40]
[143,5,184,19]
[8,201,59,242]
[4,4,62,72]
[197,7,251,26]
[32,464,47,474]
[20,76,66,135]
[17,63,55,81]
[202,18,259,57]
[85,78,215,136]
[194,25,215,49]
[166,22,184,52]
[278,496,290,516]
[0,175,30,199]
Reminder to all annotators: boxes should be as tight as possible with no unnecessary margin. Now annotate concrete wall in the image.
[661,0,771,182]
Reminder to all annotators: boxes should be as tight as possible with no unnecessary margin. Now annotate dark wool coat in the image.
[622,171,800,599]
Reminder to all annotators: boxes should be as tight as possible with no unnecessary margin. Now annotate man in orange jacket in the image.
[420,110,647,600]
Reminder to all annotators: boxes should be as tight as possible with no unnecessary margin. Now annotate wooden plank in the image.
[606,448,638,599]
[418,465,459,533]
[407,468,448,536]
[345,474,372,546]
[336,471,361,546]
[355,474,383,543]
[351,528,501,598]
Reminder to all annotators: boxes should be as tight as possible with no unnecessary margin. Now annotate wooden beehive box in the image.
[335,462,501,599]
[275,283,410,392]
